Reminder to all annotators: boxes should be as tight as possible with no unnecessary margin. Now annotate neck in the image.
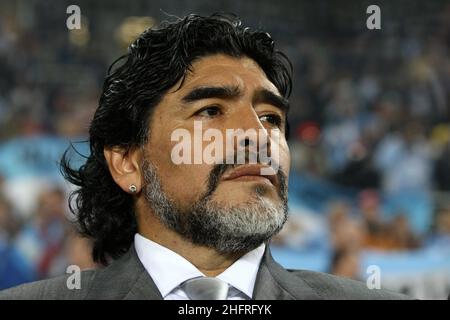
[137,208,244,277]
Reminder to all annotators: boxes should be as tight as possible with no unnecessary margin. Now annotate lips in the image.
[221,165,278,186]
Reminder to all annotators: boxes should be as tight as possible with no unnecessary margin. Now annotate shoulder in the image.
[289,269,412,300]
[0,246,148,300]
[0,269,96,300]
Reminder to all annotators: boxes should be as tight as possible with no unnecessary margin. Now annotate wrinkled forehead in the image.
[174,54,281,97]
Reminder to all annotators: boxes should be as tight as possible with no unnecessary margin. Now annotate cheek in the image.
[163,164,211,206]
[269,133,290,171]
[146,127,213,206]
[278,139,290,176]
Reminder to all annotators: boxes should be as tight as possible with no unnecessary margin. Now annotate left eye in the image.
[260,114,282,127]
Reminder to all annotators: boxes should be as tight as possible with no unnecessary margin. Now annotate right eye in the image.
[195,105,222,117]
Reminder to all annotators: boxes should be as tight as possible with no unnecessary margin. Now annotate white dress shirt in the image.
[134,233,265,300]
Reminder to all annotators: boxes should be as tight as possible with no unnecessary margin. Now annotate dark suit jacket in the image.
[0,245,411,300]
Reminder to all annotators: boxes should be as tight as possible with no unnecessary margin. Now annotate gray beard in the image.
[142,159,288,254]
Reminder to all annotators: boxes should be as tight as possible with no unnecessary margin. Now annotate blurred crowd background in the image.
[0,0,449,299]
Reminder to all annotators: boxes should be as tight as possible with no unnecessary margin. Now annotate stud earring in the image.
[129,184,137,193]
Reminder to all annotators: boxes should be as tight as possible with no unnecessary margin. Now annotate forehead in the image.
[176,54,280,95]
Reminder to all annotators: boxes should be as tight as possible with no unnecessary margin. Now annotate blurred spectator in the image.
[328,201,364,252]
[374,120,433,194]
[326,202,363,280]
[358,190,389,250]
[13,187,70,279]
[434,139,450,191]
[0,194,34,289]
[329,247,361,281]
[290,122,327,177]
[428,206,450,248]
[436,207,450,237]
[358,190,422,251]
[331,138,380,189]
[0,195,21,240]
[387,214,422,250]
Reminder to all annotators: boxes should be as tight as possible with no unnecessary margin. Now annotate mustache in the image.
[205,162,288,200]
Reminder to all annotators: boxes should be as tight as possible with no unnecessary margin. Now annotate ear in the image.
[104,146,142,194]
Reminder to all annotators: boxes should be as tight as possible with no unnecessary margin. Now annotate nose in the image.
[231,106,272,162]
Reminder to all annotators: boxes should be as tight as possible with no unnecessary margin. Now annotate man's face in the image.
[140,54,290,252]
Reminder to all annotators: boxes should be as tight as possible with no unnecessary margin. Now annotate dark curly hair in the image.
[61,13,293,265]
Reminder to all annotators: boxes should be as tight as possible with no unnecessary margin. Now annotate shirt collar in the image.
[134,233,204,298]
[216,243,265,298]
[134,233,265,299]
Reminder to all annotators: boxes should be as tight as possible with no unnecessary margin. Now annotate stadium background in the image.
[0,0,449,299]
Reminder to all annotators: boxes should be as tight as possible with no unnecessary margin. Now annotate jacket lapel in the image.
[123,271,163,300]
[253,245,322,300]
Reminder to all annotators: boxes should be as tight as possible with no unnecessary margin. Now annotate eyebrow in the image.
[181,85,242,103]
[181,85,289,114]
[253,89,290,114]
